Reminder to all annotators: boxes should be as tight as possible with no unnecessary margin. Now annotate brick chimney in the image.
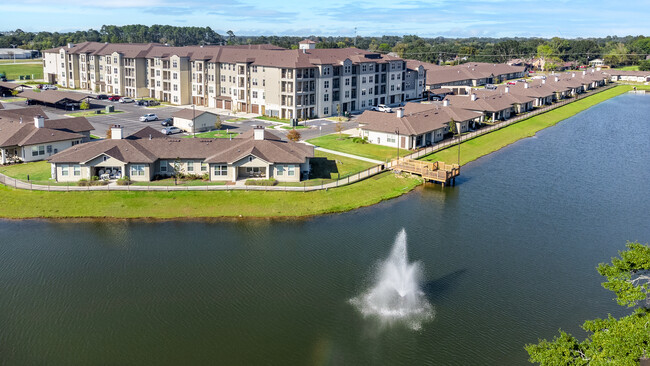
[111,124,124,140]
[34,115,44,128]
[253,125,265,140]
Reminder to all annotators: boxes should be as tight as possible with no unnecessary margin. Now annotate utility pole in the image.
[10,44,17,64]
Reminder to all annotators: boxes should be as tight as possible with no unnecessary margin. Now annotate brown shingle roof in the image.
[172,108,216,120]
[357,103,480,136]
[49,128,313,165]
[19,90,94,104]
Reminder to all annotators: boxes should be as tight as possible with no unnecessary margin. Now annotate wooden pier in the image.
[390,158,460,186]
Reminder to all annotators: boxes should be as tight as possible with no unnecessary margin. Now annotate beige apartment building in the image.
[43,41,426,118]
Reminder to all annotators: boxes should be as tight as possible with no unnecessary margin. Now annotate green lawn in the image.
[326,116,350,122]
[0,97,27,102]
[0,63,43,80]
[0,161,51,181]
[66,110,124,118]
[307,134,409,161]
[311,150,376,178]
[0,172,422,218]
[255,116,291,124]
[226,117,248,122]
[131,179,226,186]
[0,59,42,64]
[279,125,307,129]
[421,85,643,166]
[182,130,238,139]
[613,65,640,71]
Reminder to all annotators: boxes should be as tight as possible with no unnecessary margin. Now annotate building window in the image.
[288,165,295,176]
[276,165,284,176]
[32,145,45,156]
[173,73,177,80]
[345,78,350,86]
[46,145,52,153]
[131,164,145,176]
[345,91,350,98]
[173,96,178,103]
[73,165,81,176]
[324,107,329,115]
[324,94,329,102]
[160,160,167,172]
[214,165,227,176]
[201,163,208,172]
[61,165,69,176]
[173,60,177,68]
[173,84,178,91]
[187,161,194,172]
[252,91,258,98]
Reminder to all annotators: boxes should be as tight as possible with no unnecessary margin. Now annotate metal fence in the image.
[0,84,617,193]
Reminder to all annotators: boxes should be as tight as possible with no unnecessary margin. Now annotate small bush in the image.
[91,175,99,181]
[77,179,89,186]
[352,137,368,144]
[202,173,210,181]
[116,176,131,185]
[245,178,277,186]
[184,174,202,180]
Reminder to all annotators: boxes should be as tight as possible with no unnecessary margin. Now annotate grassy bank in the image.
[66,110,124,118]
[182,130,238,138]
[0,172,421,219]
[422,85,641,166]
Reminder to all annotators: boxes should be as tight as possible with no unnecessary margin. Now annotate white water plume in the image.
[350,229,434,330]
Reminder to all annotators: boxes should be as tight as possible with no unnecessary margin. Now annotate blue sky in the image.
[5,0,650,38]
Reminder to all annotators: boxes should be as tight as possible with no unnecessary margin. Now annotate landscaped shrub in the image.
[77,179,89,186]
[202,173,209,181]
[116,176,131,185]
[245,178,277,186]
[352,137,368,144]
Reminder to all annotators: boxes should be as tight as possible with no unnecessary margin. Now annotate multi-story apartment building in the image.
[43,41,426,118]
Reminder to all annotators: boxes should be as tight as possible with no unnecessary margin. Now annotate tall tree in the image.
[526,242,650,366]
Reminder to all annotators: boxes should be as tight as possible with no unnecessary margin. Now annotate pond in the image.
[0,93,649,365]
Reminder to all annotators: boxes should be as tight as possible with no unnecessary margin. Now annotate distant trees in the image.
[4,25,650,68]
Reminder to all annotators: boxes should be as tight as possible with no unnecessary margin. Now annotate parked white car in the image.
[161,126,181,135]
[119,97,134,103]
[139,113,158,122]
[377,104,392,113]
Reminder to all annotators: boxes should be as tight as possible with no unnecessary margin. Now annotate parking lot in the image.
[3,95,360,140]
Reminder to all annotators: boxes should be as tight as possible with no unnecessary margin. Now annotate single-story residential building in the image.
[0,106,93,164]
[357,102,480,150]
[606,70,650,83]
[48,125,313,183]
[589,59,605,67]
[445,90,531,122]
[172,108,219,133]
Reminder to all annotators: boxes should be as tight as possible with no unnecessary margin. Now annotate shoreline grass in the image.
[421,85,644,166]
[0,172,422,219]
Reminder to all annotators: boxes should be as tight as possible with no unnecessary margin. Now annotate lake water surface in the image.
[1,93,649,365]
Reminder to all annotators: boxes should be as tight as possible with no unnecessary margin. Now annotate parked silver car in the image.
[139,113,158,122]
[161,126,181,135]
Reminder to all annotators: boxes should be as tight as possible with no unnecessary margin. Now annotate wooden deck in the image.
[390,158,460,186]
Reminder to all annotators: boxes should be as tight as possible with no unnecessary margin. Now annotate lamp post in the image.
[395,128,400,163]
[192,104,196,138]
[10,44,17,64]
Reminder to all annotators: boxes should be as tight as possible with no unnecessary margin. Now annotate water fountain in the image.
[350,229,434,330]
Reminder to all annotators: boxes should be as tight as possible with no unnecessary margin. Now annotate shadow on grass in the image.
[309,157,339,179]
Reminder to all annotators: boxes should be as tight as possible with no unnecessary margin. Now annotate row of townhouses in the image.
[357,70,610,151]
[42,40,426,119]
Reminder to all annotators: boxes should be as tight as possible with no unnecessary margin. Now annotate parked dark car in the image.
[108,95,121,101]
[147,100,160,106]
[135,99,146,106]
[161,118,173,126]
[96,94,108,100]
[136,99,161,107]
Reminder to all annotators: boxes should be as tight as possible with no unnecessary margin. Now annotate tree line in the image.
[2,26,650,69]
